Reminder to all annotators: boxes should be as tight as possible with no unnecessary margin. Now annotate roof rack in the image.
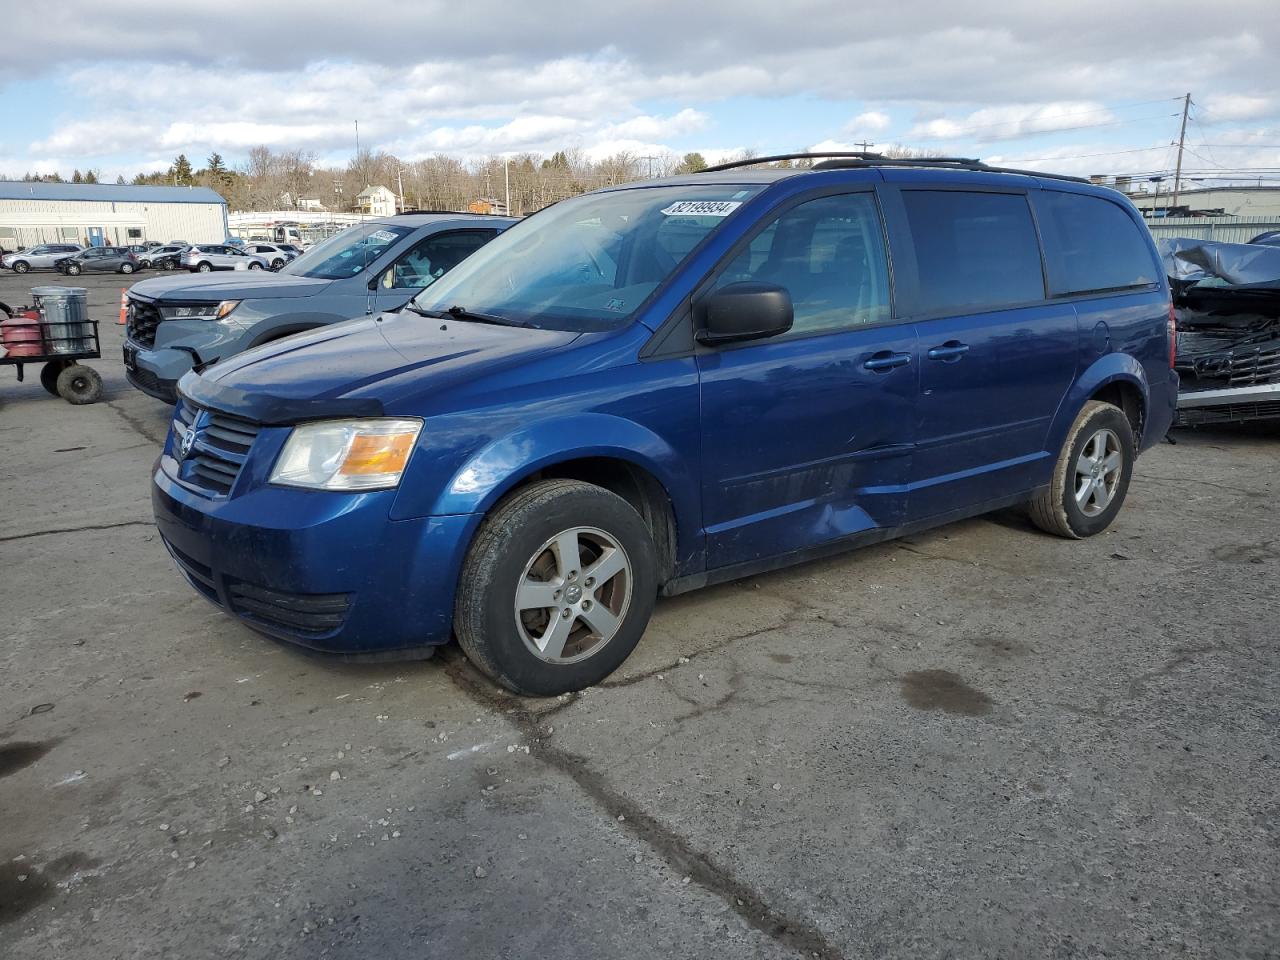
[698,151,1088,184]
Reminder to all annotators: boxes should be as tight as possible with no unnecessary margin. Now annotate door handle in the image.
[926,341,970,362]
[863,350,912,372]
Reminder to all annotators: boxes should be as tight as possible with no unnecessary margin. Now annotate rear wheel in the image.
[271,258,284,270]
[454,479,659,696]
[248,261,263,270]
[1029,400,1135,539]
[120,262,135,274]
[56,364,103,404]
[40,360,70,396]
[197,262,212,273]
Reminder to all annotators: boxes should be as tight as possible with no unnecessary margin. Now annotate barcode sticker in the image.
[660,201,742,217]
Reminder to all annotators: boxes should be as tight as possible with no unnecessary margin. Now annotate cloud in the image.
[846,111,891,134]
[907,102,1117,142]
[1197,94,1276,124]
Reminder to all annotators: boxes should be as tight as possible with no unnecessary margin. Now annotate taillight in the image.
[1168,301,1177,369]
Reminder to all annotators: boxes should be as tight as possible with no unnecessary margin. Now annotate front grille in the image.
[126,297,162,348]
[228,582,352,637]
[1225,346,1280,387]
[174,401,262,497]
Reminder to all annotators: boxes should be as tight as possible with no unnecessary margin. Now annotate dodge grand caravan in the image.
[152,153,1178,695]
[124,214,514,401]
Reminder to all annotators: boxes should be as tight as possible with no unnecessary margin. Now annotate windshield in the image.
[411,184,765,331]
[281,223,413,280]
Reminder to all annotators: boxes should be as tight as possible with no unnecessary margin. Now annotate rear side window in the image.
[902,190,1045,314]
[1034,191,1159,295]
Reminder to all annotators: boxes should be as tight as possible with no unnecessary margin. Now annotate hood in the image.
[129,272,333,302]
[182,311,580,424]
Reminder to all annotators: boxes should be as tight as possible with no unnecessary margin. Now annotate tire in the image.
[67,263,82,276]
[454,479,659,696]
[40,360,69,396]
[120,262,135,274]
[13,261,29,274]
[248,261,263,271]
[56,364,104,405]
[271,258,284,270]
[197,262,212,273]
[1029,400,1135,539]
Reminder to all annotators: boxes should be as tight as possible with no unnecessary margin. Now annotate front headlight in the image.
[159,300,240,320]
[269,418,423,491]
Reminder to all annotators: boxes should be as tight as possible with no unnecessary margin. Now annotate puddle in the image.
[900,670,992,716]
[0,853,99,927]
[0,741,56,779]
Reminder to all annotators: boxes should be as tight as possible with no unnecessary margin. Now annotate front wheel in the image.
[13,261,30,274]
[120,262,135,274]
[454,479,659,696]
[66,263,82,276]
[271,258,284,270]
[1029,400,1135,539]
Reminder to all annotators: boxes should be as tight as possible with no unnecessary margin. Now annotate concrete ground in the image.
[1,271,1278,960]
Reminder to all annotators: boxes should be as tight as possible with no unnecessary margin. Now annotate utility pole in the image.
[1172,92,1191,208]
[641,154,657,178]
[855,140,874,153]
[504,158,511,217]
[396,167,405,212]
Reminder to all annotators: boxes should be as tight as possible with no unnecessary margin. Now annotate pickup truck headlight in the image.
[159,301,240,320]
[270,418,423,491]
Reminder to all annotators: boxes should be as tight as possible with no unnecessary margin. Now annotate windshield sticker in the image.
[369,230,398,243]
[604,298,626,312]
[660,200,742,218]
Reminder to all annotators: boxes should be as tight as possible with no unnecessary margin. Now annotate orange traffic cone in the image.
[117,288,127,325]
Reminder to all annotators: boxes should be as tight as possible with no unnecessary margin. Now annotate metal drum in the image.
[32,286,91,353]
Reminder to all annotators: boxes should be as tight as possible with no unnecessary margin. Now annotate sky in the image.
[3,0,1279,191]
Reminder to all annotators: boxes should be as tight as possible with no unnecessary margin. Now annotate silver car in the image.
[2,243,85,273]
[241,242,297,271]
[138,244,190,270]
[182,244,270,273]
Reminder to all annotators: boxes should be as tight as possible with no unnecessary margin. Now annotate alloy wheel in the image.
[513,525,632,663]
[1074,427,1123,517]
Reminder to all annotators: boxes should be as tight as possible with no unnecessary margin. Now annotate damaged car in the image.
[1165,238,1280,426]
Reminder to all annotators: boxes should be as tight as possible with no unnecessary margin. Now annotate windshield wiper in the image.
[444,305,532,328]
[402,301,441,318]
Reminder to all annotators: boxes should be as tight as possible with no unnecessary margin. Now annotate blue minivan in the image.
[152,154,1178,695]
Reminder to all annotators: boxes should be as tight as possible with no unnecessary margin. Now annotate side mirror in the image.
[695,281,793,345]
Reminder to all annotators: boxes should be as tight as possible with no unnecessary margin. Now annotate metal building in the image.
[0,181,228,250]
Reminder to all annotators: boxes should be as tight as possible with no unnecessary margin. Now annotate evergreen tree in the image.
[72,169,83,183]
[677,152,708,174]
[116,175,126,185]
[84,169,98,183]
[172,154,194,185]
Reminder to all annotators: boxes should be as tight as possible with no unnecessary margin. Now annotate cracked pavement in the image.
[2,274,1278,959]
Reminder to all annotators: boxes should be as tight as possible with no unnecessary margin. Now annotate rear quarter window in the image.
[1033,190,1160,295]
[902,190,1045,315]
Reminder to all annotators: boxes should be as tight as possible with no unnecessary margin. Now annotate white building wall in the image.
[1129,188,1280,218]
[0,198,227,247]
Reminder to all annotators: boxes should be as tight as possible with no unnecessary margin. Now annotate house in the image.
[355,185,397,217]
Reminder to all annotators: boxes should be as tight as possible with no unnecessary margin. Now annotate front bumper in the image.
[151,457,477,655]
[1176,382,1280,426]
[124,340,192,402]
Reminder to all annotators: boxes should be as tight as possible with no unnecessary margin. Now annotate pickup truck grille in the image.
[174,401,262,497]
[126,297,162,348]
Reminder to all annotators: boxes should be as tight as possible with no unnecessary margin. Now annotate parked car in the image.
[125,214,514,401]
[125,244,152,258]
[1248,230,1280,247]
[151,156,1178,695]
[241,242,297,271]
[138,244,189,270]
[1164,237,1280,425]
[2,243,85,273]
[182,245,271,273]
[54,246,141,275]
[276,244,305,258]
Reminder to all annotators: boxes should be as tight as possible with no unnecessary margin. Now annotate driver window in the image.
[388,231,494,289]
[706,193,891,337]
